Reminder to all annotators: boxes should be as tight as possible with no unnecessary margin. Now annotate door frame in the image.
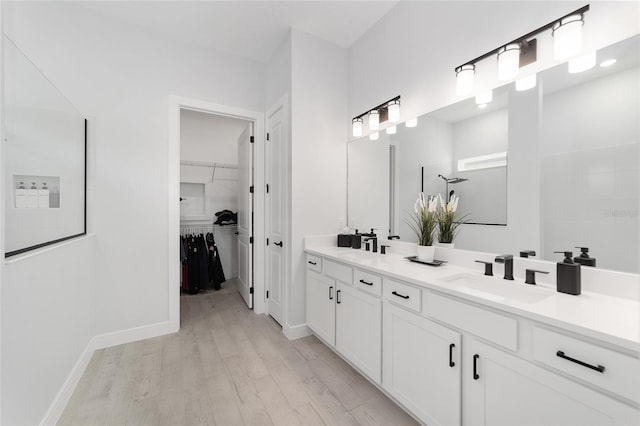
[168,95,266,331]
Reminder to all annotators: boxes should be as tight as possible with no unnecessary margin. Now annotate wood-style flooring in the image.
[58,279,418,425]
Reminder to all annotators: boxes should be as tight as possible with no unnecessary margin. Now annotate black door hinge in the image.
[249,185,254,193]
[267,133,270,141]
[250,236,254,244]
[250,136,254,143]
[266,290,270,299]
[266,238,269,246]
[250,287,254,294]
[266,183,270,193]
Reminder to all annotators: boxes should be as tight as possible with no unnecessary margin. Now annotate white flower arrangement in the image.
[408,192,438,246]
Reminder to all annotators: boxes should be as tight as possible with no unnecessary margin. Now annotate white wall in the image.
[289,29,347,326]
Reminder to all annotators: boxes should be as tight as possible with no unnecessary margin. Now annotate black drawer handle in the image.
[359,279,374,286]
[473,354,480,380]
[274,241,283,247]
[336,289,342,304]
[329,286,333,300]
[556,351,605,373]
[392,291,409,299]
[449,343,455,367]
[308,261,317,265]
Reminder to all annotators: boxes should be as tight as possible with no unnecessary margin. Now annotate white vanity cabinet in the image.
[467,338,638,426]
[306,269,336,345]
[383,302,462,426]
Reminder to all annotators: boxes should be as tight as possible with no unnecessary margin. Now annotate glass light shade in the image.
[568,52,596,73]
[352,118,363,137]
[386,125,397,135]
[475,90,493,105]
[369,131,379,141]
[456,64,475,96]
[497,44,520,81]
[369,110,380,130]
[553,14,584,61]
[388,100,400,123]
[405,118,418,128]
[515,74,537,91]
[600,59,616,67]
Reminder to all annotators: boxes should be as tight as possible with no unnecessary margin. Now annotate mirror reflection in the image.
[347,34,639,274]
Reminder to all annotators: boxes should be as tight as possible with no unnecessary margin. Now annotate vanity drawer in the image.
[306,254,322,272]
[384,279,421,312]
[354,269,382,297]
[323,259,353,285]
[425,292,518,351]
[532,327,639,401]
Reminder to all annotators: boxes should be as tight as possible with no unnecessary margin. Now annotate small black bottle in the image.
[351,229,362,249]
[554,251,581,295]
[573,247,596,267]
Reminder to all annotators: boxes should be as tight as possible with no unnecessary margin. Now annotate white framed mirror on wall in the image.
[347,33,639,274]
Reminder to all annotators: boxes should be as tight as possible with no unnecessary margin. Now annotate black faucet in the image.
[387,235,400,240]
[495,255,514,280]
[519,250,536,258]
[364,237,378,253]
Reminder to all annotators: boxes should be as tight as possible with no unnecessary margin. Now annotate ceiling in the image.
[77,1,398,63]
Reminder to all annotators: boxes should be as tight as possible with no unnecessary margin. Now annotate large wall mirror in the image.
[3,36,87,257]
[348,34,639,274]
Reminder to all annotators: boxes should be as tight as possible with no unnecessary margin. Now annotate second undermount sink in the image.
[439,273,553,304]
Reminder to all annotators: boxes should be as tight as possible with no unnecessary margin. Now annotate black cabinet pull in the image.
[274,241,283,247]
[473,354,480,380]
[359,279,374,286]
[329,286,334,300]
[556,351,605,373]
[449,344,455,367]
[336,289,342,304]
[392,291,409,299]
[308,261,317,265]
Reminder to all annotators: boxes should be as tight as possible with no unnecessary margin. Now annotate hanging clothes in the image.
[206,232,226,289]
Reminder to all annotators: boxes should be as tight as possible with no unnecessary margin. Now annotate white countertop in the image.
[305,245,640,352]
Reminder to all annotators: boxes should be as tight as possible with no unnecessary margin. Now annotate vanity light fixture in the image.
[600,58,616,67]
[515,74,537,91]
[568,51,596,73]
[352,117,363,137]
[475,90,493,105]
[386,125,397,135]
[477,104,488,109]
[405,118,418,128]
[369,131,379,141]
[454,5,589,89]
[351,95,401,138]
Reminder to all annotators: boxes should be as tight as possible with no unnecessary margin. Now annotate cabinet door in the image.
[383,302,461,426]
[467,339,638,426]
[336,283,382,383]
[306,270,336,346]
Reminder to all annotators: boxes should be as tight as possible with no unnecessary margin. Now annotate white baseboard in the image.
[40,320,177,425]
[283,322,312,340]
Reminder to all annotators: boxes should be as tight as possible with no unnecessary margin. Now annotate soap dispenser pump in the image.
[554,251,581,295]
[574,247,596,267]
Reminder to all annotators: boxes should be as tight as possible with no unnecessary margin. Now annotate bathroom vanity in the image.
[304,237,639,426]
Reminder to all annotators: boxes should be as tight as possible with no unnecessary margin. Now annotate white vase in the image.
[436,242,455,249]
[416,245,435,262]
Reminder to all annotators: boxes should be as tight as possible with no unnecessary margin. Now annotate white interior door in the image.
[265,101,286,325]
[237,124,253,309]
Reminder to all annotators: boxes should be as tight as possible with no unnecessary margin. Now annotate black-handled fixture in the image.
[274,241,283,247]
[520,250,536,258]
[475,260,493,276]
[495,255,514,280]
[380,245,390,255]
[473,354,480,380]
[449,344,455,367]
[556,351,605,373]
[525,269,549,285]
[308,261,317,265]
[336,289,341,304]
[387,235,400,240]
[359,279,374,286]
[329,286,334,300]
[364,237,378,253]
[365,242,371,251]
[392,291,409,299]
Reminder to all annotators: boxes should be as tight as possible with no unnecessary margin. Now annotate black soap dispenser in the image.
[351,229,362,249]
[574,247,596,267]
[554,251,581,295]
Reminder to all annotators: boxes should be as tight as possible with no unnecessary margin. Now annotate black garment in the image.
[214,209,238,225]
[196,234,210,289]
[186,236,200,294]
[206,232,226,290]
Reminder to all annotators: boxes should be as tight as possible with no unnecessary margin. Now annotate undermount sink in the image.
[338,250,381,261]
[439,273,553,304]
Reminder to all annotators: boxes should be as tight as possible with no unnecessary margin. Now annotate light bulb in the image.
[553,14,584,61]
[352,118,363,137]
[568,51,596,73]
[600,59,616,67]
[405,118,418,128]
[477,104,487,109]
[497,43,520,81]
[456,64,475,96]
[369,131,379,141]
[369,110,379,130]
[475,90,493,105]
[387,100,400,123]
[515,74,537,91]
[386,126,396,135]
